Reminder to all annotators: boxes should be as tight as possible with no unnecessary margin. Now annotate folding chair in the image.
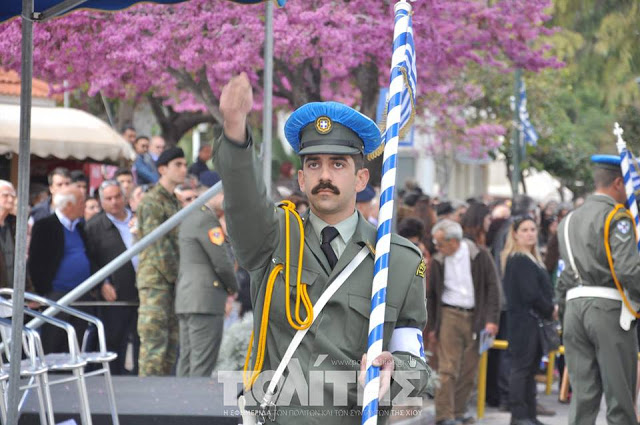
[1,289,119,425]
[0,298,92,425]
[0,316,57,425]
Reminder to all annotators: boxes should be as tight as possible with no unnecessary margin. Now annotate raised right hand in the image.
[220,72,254,143]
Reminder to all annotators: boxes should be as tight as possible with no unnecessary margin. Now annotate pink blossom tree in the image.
[0,0,559,153]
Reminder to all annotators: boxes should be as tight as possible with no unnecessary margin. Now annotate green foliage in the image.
[483,0,640,197]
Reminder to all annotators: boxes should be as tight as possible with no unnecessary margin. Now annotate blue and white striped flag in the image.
[615,123,640,250]
[518,79,538,147]
[362,2,417,425]
[371,5,416,159]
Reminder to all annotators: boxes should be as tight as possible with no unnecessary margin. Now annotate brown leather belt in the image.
[443,303,474,312]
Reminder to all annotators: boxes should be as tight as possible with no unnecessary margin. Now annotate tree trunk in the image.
[354,61,380,120]
[115,100,135,133]
[146,95,217,146]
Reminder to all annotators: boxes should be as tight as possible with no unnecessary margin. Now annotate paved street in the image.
[392,383,636,425]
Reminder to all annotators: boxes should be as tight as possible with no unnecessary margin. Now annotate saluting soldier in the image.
[557,155,640,425]
[175,191,238,377]
[136,147,187,376]
[213,74,430,423]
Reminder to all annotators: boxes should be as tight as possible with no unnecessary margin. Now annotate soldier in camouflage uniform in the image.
[136,147,187,376]
[557,155,640,425]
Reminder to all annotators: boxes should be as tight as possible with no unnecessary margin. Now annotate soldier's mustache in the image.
[312,181,340,195]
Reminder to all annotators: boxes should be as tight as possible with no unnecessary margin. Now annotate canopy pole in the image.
[33,0,88,21]
[262,0,273,197]
[7,1,34,423]
[511,68,522,195]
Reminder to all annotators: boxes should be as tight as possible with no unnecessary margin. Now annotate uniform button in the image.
[213,281,220,287]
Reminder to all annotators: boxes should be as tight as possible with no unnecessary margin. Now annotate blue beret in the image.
[591,154,621,171]
[356,185,376,203]
[284,102,381,156]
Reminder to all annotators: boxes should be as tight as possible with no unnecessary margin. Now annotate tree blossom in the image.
[0,0,560,155]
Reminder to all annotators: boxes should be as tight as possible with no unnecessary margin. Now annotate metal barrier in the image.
[476,340,639,418]
[476,339,555,419]
[24,180,222,330]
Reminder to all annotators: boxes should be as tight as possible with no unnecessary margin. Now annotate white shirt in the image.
[106,210,139,272]
[308,210,359,259]
[55,210,81,231]
[441,240,475,309]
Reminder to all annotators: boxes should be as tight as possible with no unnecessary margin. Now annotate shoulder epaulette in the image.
[390,233,421,257]
[613,209,632,222]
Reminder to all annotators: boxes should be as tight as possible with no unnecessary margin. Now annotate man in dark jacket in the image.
[28,186,91,353]
[29,167,71,223]
[0,180,17,288]
[188,144,212,177]
[427,219,500,425]
[85,180,139,375]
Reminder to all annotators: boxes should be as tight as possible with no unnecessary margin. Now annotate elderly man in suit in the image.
[85,180,140,375]
[28,185,91,353]
[175,189,238,377]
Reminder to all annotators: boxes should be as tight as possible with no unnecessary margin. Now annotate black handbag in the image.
[538,319,561,353]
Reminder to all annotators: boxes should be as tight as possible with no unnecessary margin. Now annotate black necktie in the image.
[320,226,339,269]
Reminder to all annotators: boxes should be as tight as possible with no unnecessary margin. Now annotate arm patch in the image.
[416,259,427,278]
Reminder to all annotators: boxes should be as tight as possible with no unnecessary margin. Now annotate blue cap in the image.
[591,154,621,170]
[199,170,221,188]
[356,185,376,203]
[284,102,381,156]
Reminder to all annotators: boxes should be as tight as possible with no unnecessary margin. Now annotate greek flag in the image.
[395,9,417,138]
[620,148,640,251]
[362,2,417,425]
[374,7,416,158]
[518,79,538,146]
[629,151,640,191]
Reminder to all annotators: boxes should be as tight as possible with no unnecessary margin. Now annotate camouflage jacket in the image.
[136,183,181,289]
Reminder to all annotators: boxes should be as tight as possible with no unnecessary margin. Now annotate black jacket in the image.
[84,212,138,301]
[27,213,89,295]
[29,197,53,223]
[503,253,554,355]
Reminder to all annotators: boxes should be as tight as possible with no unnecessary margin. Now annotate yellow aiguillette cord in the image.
[243,201,313,390]
[603,204,640,319]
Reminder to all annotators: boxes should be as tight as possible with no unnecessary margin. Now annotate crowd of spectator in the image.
[0,122,597,423]
[352,181,574,424]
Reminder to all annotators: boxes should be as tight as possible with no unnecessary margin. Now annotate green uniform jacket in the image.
[214,132,430,423]
[175,206,238,315]
[556,193,640,314]
[136,184,181,289]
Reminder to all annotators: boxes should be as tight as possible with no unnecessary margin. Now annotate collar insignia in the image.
[416,259,427,278]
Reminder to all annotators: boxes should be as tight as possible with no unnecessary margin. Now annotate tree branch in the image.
[166,67,223,124]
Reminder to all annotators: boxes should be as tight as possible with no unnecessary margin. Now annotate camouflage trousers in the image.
[137,286,179,376]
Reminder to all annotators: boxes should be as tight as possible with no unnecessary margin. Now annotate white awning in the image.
[0,104,136,162]
[488,160,573,202]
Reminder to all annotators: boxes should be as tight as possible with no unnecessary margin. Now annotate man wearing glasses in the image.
[0,180,20,289]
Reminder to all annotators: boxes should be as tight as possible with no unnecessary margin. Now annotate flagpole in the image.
[262,0,274,197]
[511,69,522,195]
[362,2,412,423]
